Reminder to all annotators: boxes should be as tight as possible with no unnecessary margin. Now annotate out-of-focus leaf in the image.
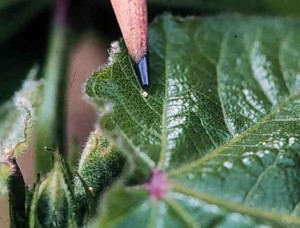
[0,0,49,44]
[148,0,300,16]
[86,14,300,227]
[0,165,10,195]
[0,0,25,10]
[0,67,43,195]
[0,0,49,104]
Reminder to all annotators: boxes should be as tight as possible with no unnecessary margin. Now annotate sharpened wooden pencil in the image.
[110,0,149,87]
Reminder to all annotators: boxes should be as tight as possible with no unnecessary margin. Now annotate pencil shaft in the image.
[110,0,148,63]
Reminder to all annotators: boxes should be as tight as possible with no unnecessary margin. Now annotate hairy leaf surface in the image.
[86,15,300,227]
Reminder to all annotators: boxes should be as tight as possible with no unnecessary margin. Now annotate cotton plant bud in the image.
[29,153,76,227]
[74,130,125,223]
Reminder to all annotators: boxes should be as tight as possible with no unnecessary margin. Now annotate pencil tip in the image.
[137,55,149,88]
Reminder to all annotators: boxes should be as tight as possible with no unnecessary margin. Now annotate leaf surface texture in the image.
[86,15,300,227]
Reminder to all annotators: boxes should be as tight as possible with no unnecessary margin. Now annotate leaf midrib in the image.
[168,91,300,176]
[164,198,197,227]
[172,183,300,226]
[157,21,169,170]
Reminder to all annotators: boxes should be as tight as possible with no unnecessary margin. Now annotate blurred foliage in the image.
[0,0,49,103]
[2,0,300,103]
[148,0,300,16]
[0,0,49,44]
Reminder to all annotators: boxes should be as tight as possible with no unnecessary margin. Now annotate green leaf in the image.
[86,14,300,227]
[0,67,43,195]
[148,0,300,16]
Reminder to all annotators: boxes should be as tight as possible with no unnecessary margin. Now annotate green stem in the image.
[35,16,70,174]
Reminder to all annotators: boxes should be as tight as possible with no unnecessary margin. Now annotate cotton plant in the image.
[1,0,300,228]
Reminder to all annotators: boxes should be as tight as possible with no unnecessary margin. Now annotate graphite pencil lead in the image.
[137,55,149,88]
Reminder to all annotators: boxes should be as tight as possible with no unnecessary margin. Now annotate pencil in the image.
[110,0,149,87]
